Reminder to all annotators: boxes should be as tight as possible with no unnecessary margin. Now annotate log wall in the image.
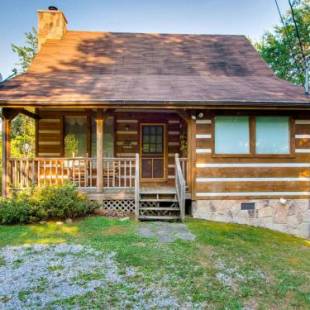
[36,116,63,157]
[194,114,310,200]
[36,110,185,184]
[114,112,184,182]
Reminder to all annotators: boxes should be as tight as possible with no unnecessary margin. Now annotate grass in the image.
[0,216,309,309]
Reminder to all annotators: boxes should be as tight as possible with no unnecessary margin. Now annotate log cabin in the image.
[0,7,309,238]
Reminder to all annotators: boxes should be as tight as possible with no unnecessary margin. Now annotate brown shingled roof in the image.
[0,31,308,106]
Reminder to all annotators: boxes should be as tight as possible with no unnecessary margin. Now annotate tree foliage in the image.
[10,115,35,158]
[8,28,38,158]
[256,0,310,85]
[11,27,38,74]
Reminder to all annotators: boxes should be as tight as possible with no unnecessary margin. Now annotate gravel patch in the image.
[0,244,119,309]
[0,243,199,309]
[138,222,196,243]
[215,259,267,290]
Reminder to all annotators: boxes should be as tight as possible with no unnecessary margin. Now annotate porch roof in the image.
[0,31,309,107]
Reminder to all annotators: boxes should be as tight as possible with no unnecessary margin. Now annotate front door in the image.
[140,124,166,181]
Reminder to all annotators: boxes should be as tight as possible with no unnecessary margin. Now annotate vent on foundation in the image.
[241,202,255,210]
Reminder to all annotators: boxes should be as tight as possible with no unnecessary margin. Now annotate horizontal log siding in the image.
[37,116,63,157]
[36,110,183,170]
[115,112,182,184]
[194,116,310,199]
[115,114,139,158]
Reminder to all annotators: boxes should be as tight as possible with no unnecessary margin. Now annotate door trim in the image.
[139,123,167,182]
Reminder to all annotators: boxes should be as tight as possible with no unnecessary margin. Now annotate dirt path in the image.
[138,222,196,243]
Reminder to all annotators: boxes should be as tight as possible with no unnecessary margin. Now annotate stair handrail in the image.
[134,153,140,219]
[175,153,186,221]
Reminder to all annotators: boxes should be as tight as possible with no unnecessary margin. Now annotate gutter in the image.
[0,98,309,109]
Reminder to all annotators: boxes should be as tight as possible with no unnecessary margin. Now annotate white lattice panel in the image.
[102,200,135,213]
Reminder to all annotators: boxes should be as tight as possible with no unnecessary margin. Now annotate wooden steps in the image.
[140,199,178,202]
[138,187,181,221]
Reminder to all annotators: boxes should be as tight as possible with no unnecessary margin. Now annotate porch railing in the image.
[8,155,188,194]
[179,157,188,185]
[134,154,140,218]
[175,154,186,221]
[103,157,136,188]
[8,157,136,190]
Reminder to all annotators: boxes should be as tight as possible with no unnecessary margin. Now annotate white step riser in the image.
[140,207,180,211]
[138,216,180,220]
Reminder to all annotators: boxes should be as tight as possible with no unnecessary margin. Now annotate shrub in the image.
[0,183,98,225]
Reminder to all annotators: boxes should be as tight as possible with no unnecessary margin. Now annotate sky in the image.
[0,0,291,79]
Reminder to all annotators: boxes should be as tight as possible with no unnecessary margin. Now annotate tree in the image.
[10,115,35,158]
[11,27,38,74]
[256,0,309,85]
[8,28,38,157]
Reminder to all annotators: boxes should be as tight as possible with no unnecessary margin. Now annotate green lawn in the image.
[0,217,309,309]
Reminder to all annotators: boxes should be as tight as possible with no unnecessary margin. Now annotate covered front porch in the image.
[2,108,192,220]
[7,155,188,194]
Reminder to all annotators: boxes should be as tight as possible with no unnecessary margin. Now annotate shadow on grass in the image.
[0,221,79,246]
[187,219,309,247]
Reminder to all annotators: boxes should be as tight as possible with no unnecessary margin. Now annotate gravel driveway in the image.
[0,243,197,309]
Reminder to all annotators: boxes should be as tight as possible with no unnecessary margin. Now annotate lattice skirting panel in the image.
[140,201,159,208]
[101,199,135,213]
[139,201,180,216]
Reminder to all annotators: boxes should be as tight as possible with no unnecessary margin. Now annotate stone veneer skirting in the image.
[192,199,310,239]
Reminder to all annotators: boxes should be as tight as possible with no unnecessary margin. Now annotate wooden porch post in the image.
[96,109,104,192]
[190,113,197,199]
[176,110,193,195]
[2,114,11,197]
[186,116,193,194]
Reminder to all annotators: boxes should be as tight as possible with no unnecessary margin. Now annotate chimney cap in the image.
[48,6,58,11]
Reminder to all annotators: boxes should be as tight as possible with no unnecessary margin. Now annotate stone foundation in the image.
[192,199,310,239]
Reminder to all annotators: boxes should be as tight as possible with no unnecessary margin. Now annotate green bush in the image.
[0,183,98,225]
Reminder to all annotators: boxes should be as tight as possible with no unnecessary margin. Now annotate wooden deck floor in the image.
[140,186,176,194]
[83,188,134,200]
[84,186,190,201]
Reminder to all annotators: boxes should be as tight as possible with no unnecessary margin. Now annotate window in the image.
[91,117,114,157]
[64,116,87,157]
[213,115,291,156]
[214,116,250,154]
[64,115,115,158]
[256,117,290,154]
[142,125,163,154]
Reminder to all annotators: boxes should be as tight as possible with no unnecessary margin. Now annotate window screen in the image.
[256,117,290,154]
[64,116,87,157]
[215,116,250,154]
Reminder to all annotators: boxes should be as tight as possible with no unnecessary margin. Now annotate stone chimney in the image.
[37,6,67,50]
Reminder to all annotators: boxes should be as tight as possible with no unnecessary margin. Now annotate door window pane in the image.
[142,125,164,154]
[64,116,87,157]
[256,117,289,154]
[215,116,249,154]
